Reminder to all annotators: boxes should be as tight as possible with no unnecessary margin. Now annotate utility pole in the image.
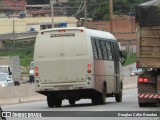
[13,20,15,35]
[13,20,16,49]
[50,0,56,28]
[109,0,113,33]
[84,0,87,27]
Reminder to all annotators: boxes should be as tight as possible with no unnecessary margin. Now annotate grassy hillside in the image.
[0,39,136,68]
[0,47,136,68]
[0,47,34,67]
[123,53,136,66]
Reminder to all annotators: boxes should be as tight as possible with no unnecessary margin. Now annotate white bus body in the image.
[34,27,124,107]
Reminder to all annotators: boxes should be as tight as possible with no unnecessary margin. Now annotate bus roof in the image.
[40,27,117,41]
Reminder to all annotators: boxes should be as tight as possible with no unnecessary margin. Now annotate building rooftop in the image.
[0,0,26,11]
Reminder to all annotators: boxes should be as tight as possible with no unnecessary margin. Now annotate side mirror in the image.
[120,50,127,65]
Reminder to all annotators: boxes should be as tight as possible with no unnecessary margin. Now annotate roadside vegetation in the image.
[0,41,34,67]
[0,47,34,67]
[27,0,150,21]
[0,45,136,68]
[123,53,136,66]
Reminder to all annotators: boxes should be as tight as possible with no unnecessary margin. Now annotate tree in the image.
[92,0,151,21]
[26,0,152,20]
[92,1,109,21]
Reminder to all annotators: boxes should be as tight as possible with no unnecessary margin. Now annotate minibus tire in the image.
[69,99,76,105]
[54,99,62,107]
[98,85,106,104]
[115,84,122,102]
[91,96,99,105]
[47,96,55,107]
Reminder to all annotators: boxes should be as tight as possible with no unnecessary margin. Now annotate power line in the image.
[74,1,85,16]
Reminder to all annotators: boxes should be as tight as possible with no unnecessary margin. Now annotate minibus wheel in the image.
[115,84,122,102]
[69,99,76,105]
[54,99,62,107]
[98,85,106,104]
[47,96,55,107]
[91,96,99,105]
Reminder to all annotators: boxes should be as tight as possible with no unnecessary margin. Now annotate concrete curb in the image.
[0,95,46,105]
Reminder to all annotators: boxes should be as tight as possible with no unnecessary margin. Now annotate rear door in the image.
[34,29,89,84]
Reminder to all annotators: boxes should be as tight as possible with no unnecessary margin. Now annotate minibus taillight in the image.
[87,70,91,73]
[35,72,39,76]
[35,67,38,71]
[87,64,92,73]
[88,64,91,69]
[138,77,149,83]
[35,67,39,76]
[59,30,65,32]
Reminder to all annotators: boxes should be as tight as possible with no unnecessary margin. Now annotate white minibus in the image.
[34,27,126,107]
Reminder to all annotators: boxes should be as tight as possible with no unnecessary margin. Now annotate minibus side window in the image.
[95,40,102,59]
[115,43,120,61]
[91,39,98,59]
[106,41,113,60]
[100,40,109,60]
[111,42,120,61]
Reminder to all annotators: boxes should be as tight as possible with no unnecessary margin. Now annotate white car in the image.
[0,73,14,87]
[130,67,143,76]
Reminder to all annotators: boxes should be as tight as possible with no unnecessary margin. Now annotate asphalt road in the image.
[2,88,160,120]
[123,63,136,77]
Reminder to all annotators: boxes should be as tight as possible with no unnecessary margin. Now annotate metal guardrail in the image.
[0,32,38,41]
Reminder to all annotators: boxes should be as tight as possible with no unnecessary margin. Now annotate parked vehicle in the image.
[130,67,143,76]
[0,73,14,87]
[29,61,34,82]
[34,27,127,107]
[136,0,160,107]
[0,56,21,85]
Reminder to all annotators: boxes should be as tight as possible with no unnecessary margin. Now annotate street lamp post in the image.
[50,0,56,28]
